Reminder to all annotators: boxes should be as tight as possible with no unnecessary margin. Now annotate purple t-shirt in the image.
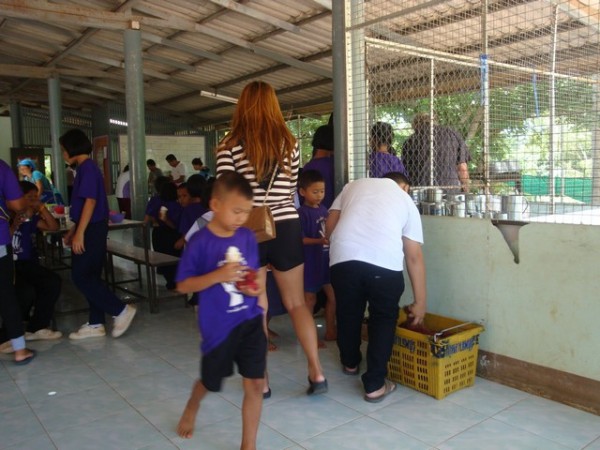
[176,226,262,354]
[303,156,335,209]
[298,204,330,290]
[179,202,209,235]
[12,216,39,260]
[70,158,109,224]
[368,152,407,179]
[145,195,161,217]
[0,160,23,245]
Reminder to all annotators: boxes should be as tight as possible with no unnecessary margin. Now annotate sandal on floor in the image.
[14,349,37,366]
[263,388,272,399]
[342,365,359,376]
[307,377,328,395]
[363,379,396,403]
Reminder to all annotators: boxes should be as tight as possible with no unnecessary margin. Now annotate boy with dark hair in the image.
[175,171,265,448]
[383,171,411,193]
[297,170,337,344]
[303,125,335,208]
[192,157,212,180]
[11,181,62,341]
[175,174,208,250]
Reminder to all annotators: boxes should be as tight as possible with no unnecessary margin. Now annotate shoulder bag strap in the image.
[262,166,278,206]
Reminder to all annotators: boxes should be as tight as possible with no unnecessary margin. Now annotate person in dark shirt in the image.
[402,114,471,190]
[11,181,62,341]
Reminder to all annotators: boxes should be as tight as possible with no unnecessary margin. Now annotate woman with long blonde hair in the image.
[216,81,327,395]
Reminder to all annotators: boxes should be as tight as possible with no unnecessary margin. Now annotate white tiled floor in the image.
[2,303,600,450]
[1,238,599,449]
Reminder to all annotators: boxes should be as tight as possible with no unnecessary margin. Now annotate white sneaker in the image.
[69,323,106,340]
[112,305,137,338]
[0,340,14,354]
[25,328,63,341]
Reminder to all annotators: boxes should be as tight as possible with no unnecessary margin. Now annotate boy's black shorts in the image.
[201,315,267,392]
[259,218,304,271]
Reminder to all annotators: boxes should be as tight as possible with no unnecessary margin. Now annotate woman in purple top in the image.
[368,122,408,179]
[0,159,36,364]
[60,129,136,340]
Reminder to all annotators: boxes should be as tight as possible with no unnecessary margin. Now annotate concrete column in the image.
[124,25,147,221]
[345,0,368,182]
[48,76,66,200]
[9,101,23,148]
[332,0,348,193]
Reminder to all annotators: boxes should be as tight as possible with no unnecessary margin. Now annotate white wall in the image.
[118,135,206,175]
[406,217,600,382]
[0,116,13,163]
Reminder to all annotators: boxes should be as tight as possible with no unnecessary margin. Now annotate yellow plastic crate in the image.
[388,310,484,399]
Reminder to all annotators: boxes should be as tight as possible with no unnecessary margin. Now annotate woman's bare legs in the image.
[257,268,272,395]
[272,264,325,383]
[323,284,337,341]
[304,291,326,348]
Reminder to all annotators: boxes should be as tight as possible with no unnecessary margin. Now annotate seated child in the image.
[175,175,208,250]
[297,170,336,345]
[151,181,182,290]
[175,171,265,446]
[11,181,62,340]
[144,176,171,227]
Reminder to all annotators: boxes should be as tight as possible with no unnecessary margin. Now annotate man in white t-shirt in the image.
[326,172,427,403]
[166,154,187,185]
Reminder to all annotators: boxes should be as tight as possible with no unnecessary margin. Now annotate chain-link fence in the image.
[346,0,600,224]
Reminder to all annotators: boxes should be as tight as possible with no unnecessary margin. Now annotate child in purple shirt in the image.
[11,181,62,341]
[60,129,136,340]
[0,159,36,364]
[175,172,265,446]
[297,170,337,345]
[175,174,208,250]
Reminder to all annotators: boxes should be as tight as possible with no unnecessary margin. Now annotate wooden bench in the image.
[105,239,186,313]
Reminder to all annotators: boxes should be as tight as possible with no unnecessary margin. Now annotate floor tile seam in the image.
[257,420,304,448]
[43,405,165,442]
[443,394,521,417]
[0,402,55,450]
[303,414,434,448]
[580,434,600,450]
[432,415,491,448]
[490,413,583,449]
[269,412,363,443]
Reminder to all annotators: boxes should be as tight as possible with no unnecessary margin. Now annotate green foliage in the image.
[286,115,330,165]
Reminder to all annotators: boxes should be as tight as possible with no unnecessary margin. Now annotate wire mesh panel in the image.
[346,0,600,224]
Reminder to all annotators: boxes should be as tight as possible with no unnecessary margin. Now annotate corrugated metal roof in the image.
[0,0,599,125]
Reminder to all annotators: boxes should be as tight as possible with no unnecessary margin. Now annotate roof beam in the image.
[140,32,223,62]
[74,53,169,80]
[136,3,331,78]
[153,48,331,107]
[0,64,123,79]
[61,81,117,100]
[310,0,332,9]
[206,0,300,33]
[144,54,197,72]
[2,0,140,96]
[547,0,600,32]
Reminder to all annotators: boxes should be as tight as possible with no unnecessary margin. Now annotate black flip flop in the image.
[307,377,328,395]
[263,388,272,399]
[14,349,37,366]
[364,380,397,403]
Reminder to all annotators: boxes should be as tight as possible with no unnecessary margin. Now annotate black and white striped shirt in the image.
[216,144,300,222]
